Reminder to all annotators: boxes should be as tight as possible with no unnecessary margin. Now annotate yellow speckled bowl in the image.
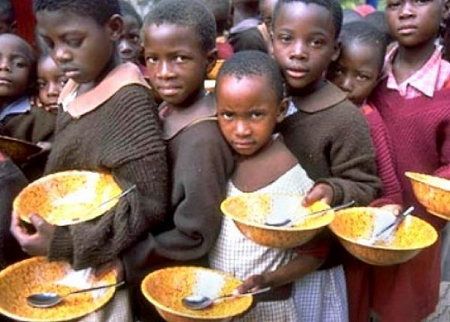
[330,207,438,266]
[220,193,334,248]
[141,266,252,322]
[0,257,117,322]
[406,172,450,221]
[0,135,42,163]
[13,171,122,226]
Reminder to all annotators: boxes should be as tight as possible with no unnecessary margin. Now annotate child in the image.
[258,0,278,52]
[209,50,327,321]
[0,151,28,270]
[10,0,168,277]
[0,0,16,34]
[368,0,450,320]
[36,54,68,114]
[327,21,403,322]
[271,0,381,320]
[119,1,234,320]
[118,1,144,66]
[0,33,55,144]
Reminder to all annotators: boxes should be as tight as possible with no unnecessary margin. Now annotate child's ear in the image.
[205,48,218,74]
[106,14,124,42]
[276,98,288,123]
[331,40,341,62]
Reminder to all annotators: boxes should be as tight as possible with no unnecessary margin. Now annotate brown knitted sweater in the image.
[46,84,168,270]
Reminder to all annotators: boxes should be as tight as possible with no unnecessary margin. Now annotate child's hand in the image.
[10,212,55,256]
[235,274,269,295]
[94,258,124,282]
[302,183,334,206]
[380,204,403,216]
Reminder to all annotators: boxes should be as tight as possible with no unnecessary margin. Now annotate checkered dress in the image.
[209,164,314,322]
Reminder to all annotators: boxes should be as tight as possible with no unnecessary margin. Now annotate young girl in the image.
[209,50,326,322]
[11,0,168,273]
[119,1,234,320]
[369,0,450,320]
[327,21,403,322]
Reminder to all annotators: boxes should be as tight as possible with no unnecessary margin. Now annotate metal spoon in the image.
[375,206,415,238]
[182,287,271,310]
[26,281,125,308]
[265,200,356,227]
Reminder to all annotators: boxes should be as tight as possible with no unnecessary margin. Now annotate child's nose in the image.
[118,39,133,54]
[0,59,11,72]
[399,1,415,18]
[341,77,354,92]
[54,47,72,64]
[47,82,60,97]
[290,41,308,60]
[156,61,175,79]
[236,121,251,136]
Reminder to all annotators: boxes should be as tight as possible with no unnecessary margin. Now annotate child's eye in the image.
[220,111,234,120]
[356,74,370,81]
[175,55,188,63]
[65,38,83,48]
[415,0,431,5]
[310,38,324,48]
[59,76,69,87]
[277,33,292,43]
[386,1,401,9]
[14,59,29,68]
[37,79,47,89]
[146,56,157,64]
[250,111,264,119]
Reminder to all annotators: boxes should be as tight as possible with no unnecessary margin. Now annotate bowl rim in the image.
[13,170,121,226]
[405,171,450,192]
[329,207,438,251]
[0,256,117,322]
[220,192,335,232]
[140,266,252,320]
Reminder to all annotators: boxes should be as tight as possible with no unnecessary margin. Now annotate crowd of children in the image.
[0,0,449,321]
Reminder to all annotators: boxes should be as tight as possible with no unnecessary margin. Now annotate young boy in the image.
[210,50,328,321]
[11,0,168,273]
[369,0,450,320]
[327,21,403,322]
[120,1,234,320]
[0,0,16,34]
[118,1,144,66]
[36,54,68,114]
[271,0,381,320]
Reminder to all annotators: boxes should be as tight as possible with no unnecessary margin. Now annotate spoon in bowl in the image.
[182,287,271,310]
[375,206,414,238]
[26,281,125,308]
[265,200,355,227]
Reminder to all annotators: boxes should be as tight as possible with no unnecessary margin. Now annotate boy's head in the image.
[327,21,387,106]
[365,11,393,45]
[142,0,217,108]
[37,55,68,113]
[271,0,342,93]
[197,0,232,36]
[259,0,279,31]
[343,8,362,25]
[33,0,123,84]
[0,34,36,104]
[0,0,16,34]
[118,0,143,64]
[216,50,286,156]
[386,0,443,48]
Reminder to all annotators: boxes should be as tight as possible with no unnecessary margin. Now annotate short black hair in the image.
[143,0,216,52]
[0,0,15,25]
[197,0,230,35]
[119,0,142,27]
[273,0,343,39]
[339,21,387,72]
[343,8,362,25]
[217,50,284,102]
[364,11,393,45]
[33,0,121,25]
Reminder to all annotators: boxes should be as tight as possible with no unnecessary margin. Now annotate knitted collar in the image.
[290,81,347,114]
[58,62,151,119]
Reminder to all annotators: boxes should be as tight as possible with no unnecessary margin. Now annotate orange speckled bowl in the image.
[141,266,252,322]
[406,172,450,221]
[13,171,122,226]
[0,257,117,322]
[0,135,42,163]
[220,193,334,248]
[330,207,438,266]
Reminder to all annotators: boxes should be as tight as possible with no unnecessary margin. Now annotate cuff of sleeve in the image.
[48,226,74,263]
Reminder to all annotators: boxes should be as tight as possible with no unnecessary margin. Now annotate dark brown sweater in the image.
[45,84,168,270]
[279,82,381,206]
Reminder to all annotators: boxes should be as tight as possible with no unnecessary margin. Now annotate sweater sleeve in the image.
[317,103,382,206]
[362,106,403,206]
[122,122,234,285]
[48,85,169,270]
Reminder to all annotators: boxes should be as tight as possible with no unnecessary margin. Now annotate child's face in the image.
[36,11,121,84]
[260,0,278,31]
[143,23,215,107]
[0,35,33,100]
[328,42,381,106]
[118,15,142,64]
[37,56,68,113]
[386,0,442,47]
[272,2,339,92]
[216,74,285,156]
